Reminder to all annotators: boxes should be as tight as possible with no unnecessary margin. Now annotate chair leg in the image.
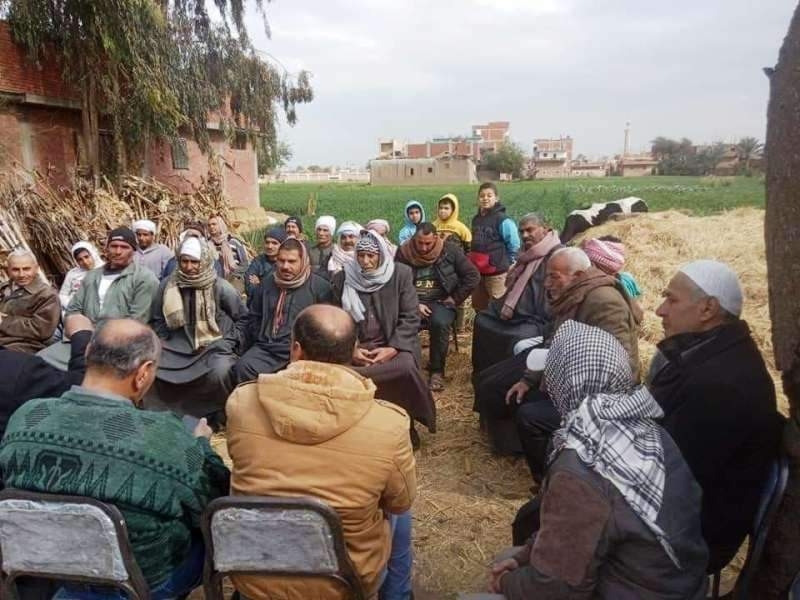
[712,572,721,599]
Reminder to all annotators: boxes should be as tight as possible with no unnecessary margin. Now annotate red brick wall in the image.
[146,131,258,209]
[0,105,81,186]
[0,21,76,99]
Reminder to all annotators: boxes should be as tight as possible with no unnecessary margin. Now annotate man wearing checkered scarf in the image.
[490,321,708,599]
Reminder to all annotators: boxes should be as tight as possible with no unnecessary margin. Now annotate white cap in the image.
[179,237,202,260]
[679,259,743,316]
[316,215,336,233]
[133,219,156,234]
[526,348,549,372]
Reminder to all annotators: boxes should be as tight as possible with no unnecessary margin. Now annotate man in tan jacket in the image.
[226,304,416,599]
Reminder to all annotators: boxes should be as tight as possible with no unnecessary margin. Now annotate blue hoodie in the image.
[398,200,425,245]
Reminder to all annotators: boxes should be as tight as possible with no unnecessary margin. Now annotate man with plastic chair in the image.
[649,260,784,574]
[0,318,230,599]
[226,304,417,599]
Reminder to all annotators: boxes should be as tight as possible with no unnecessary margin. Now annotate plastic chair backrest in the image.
[0,489,149,599]
[201,496,365,600]
[734,454,790,599]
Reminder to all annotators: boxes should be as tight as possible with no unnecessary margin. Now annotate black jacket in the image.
[395,243,480,306]
[648,320,784,571]
[0,330,91,441]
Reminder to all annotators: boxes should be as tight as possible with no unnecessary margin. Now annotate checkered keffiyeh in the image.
[545,320,680,567]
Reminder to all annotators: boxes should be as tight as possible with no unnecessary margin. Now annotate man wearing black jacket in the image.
[0,314,93,442]
[650,260,783,573]
[396,222,479,391]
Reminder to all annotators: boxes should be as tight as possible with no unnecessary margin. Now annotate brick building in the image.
[0,21,258,209]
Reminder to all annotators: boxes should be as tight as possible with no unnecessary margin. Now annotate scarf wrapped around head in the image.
[71,241,104,272]
[272,239,312,335]
[545,320,679,567]
[162,237,221,350]
[399,234,444,267]
[341,231,395,323]
[581,238,626,275]
[208,217,236,276]
[367,220,398,257]
[329,221,362,272]
[501,230,561,320]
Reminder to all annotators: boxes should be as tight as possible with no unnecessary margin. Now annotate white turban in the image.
[679,259,743,317]
[179,237,202,260]
[337,221,362,238]
[316,215,337,233]
[133,219,156,234]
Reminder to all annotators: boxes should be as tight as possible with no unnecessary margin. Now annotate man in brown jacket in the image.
[0,249,60,353]
[508,247,641,482]
[226,304,416,599]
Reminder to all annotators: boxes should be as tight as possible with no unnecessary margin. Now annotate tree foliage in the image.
[256,138,292,175]
[650,136,726,176]
[481,141,528,179]
[0,0,313,180]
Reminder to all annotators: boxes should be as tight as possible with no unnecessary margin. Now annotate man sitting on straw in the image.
[133,218,173,280]
[0,249,60,354]
[38,227,159,369]
[649,260,783,573]
[232,238,332,385]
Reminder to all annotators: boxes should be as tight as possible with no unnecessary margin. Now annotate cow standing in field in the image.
[560,197,648,243]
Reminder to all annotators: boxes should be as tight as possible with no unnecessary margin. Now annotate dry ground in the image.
[210,207,780,599]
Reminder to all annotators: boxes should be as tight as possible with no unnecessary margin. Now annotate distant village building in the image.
[619,153,658,177]
[571,161,608,178]
[471,121,510,154]
[270,168,370,184]
[0,21,259,209]
[532,136,573,179]
[369,156,477,186]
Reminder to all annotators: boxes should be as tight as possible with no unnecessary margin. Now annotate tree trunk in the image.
[111,68,128,182]
[81,71,101,187]
[751,3,800,597]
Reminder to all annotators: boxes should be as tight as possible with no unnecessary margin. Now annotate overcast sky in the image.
[245,0,796,167]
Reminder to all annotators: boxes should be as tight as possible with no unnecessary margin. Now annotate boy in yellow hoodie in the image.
[433,193,472,252]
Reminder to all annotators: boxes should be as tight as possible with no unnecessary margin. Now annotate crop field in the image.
[259,176,765,237]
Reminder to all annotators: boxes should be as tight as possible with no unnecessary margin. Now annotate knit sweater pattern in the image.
[0,387,230,586]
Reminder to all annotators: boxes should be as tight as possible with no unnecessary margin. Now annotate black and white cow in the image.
[560,197,648,243]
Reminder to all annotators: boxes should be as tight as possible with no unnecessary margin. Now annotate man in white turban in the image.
[310,215,336,273]
[133,219,173,280]
[328,220,362,274]
[649,259,783,573]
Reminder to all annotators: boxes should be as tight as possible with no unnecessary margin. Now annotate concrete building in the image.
[369,156,477,186]
[532,136,573,179]
[0,21,258,209]
[571,161,608,178]
[272,169,370,184]
[619,153,658,177]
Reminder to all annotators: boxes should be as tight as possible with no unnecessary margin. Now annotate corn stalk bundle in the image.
[0,165,237,282]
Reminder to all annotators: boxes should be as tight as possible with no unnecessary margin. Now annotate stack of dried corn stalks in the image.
[0,166,236,281]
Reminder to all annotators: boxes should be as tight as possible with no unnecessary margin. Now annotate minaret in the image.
[623,121,631,156]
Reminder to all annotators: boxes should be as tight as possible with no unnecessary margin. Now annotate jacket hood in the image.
[438,194,460,223]
[403,200,425,227]
[257,361,378,444]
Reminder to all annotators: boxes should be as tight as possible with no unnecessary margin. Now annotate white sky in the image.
[243,0,797,167]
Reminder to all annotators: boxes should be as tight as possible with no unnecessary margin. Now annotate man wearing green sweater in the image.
[0,318,230,599]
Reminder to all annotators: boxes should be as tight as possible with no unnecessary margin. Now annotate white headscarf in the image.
[341,230,396,323]
[546,320,679,567]
[70,241,104,271]
[329,221,363,273]
[133,219,157,234]
[315,215,337,233]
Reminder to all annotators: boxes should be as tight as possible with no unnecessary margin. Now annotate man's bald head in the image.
[86,319,161,379]
[291,305,357,365]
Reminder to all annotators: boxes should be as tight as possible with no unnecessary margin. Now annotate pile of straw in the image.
[0,167,236,281]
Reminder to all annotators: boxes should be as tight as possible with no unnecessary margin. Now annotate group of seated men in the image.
[0,197,786,599]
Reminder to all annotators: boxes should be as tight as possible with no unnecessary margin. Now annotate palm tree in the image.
[736,137,764,173]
